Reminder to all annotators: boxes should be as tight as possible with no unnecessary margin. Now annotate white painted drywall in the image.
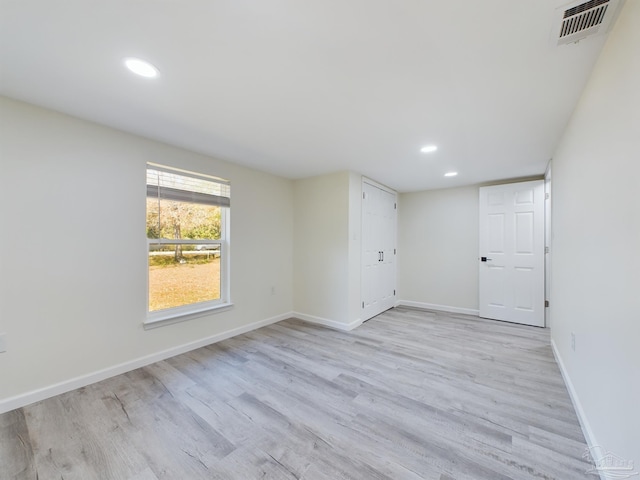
[0,97,294,403]
[293,172,353,325]
[292,171,363,327]
[347,173,363,323]
[550,0,640,464]
[397,186,479,312]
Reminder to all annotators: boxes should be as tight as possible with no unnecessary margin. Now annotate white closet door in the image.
[379,187,397,312]
[362,180,397,321]
[362,181,381,320]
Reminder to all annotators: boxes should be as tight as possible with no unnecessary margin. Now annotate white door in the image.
[544,164,552,328]
[362,180,397,321]
[479,180,545,327]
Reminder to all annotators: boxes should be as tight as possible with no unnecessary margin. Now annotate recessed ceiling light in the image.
[124,57,159,78]
[444,171,458,177]
[420,145,438,154]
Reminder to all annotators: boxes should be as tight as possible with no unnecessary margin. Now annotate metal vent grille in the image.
[559,0,610,39]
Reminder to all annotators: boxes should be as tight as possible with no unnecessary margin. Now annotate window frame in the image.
[144,163,232,329]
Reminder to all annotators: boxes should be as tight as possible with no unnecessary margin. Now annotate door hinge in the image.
[393,289,396,296]
[394,203,397,209]
[545,246,550,254]
[363,192,366,199]
[545,300,549,307]
[545,192,550,200]
[362,301,365,308]
[394,248,396,255]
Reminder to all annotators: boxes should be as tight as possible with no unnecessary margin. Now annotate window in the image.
[146,163,230,325]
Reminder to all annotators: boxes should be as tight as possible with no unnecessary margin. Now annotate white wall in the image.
[347,173,363,323]
[550,0,640,464]
[293,171,362,329]
[0,97,294,408]
[398,186,479,313]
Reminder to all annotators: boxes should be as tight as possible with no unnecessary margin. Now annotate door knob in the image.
[481,256,493,262]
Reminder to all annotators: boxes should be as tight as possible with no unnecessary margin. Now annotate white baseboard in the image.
[550,339,604,480]
[396,300,479,317]
[292,312,362,331]
[0,312,292,414]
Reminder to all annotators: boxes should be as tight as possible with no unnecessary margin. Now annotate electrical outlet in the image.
[0,333,6,353]
[571,332,576,352]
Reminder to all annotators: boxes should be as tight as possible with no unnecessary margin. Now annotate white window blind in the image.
[146,164,230,207]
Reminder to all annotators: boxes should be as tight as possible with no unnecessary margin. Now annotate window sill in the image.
[144,302,234,330]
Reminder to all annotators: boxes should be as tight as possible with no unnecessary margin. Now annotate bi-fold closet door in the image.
[362,179,397,322]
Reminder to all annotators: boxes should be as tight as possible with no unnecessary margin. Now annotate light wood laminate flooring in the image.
[1,308,595,479]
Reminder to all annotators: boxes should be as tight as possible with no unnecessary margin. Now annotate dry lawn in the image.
[149,258,220,311]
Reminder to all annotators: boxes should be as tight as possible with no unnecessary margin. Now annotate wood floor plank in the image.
[0,409,35,480]
[0,308,595,479]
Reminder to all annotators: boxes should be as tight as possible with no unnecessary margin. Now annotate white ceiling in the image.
[0,0,612,192]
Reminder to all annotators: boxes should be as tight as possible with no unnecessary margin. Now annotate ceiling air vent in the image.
[553,0,624,45]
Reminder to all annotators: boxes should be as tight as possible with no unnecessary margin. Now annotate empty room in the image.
[0,0,638,479]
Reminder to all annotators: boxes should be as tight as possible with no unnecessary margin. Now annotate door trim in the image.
[362,176,396,195]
